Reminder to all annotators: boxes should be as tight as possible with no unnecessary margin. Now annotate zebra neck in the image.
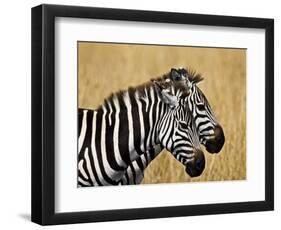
[129,86,163,158]
[98,86,163,166]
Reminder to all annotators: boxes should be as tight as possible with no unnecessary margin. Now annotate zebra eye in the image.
[197,104,205,110]
[179,122,188,129]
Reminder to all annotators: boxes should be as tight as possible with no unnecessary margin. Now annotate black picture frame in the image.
[31,4,274,225]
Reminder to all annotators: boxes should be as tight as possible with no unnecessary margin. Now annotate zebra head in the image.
[170,68,225,154]
[153,79,205,177]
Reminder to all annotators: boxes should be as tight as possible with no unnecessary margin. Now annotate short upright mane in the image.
[185,67,204,84]
[96,67,202,110]
[97,80,158,110]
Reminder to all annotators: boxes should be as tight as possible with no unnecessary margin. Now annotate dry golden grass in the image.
[78,42,246,184]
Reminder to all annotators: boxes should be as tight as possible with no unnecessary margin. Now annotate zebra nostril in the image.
[215,125,224,141]
[196,158,202,170]
[205,125,225,153]
[185,149,205,177]
[195,149,205,168]
[214,125,221,136]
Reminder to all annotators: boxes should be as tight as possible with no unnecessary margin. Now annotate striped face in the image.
[155,81,205,177]
[170,68,225,153]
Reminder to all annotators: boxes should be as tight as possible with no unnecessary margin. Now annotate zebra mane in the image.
[96,68,201,110]
[97,80,158,110]
[184,67,204,84]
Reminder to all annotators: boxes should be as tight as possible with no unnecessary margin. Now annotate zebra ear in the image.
[171,68,184,81]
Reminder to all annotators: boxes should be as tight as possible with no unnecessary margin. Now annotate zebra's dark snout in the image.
[205,125,225,153]
[185,149,205,177]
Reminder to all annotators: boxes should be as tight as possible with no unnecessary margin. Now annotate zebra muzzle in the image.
[185,149,205,177]
[205,125,225,153]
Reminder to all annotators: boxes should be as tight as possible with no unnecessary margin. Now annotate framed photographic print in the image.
[31,4,274,225]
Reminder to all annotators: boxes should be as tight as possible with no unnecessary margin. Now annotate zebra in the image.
[78,73,205,186]
[120,67,225,185]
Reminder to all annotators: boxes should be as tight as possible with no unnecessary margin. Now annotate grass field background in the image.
[78,42,246,184]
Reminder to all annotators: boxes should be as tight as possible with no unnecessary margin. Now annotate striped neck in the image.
[96,84,165,170]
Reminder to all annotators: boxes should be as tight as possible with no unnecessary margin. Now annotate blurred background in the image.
[78,42,246,184]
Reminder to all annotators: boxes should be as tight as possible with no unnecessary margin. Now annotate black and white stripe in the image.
[120,68,225,185]
[78,74,202,187]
